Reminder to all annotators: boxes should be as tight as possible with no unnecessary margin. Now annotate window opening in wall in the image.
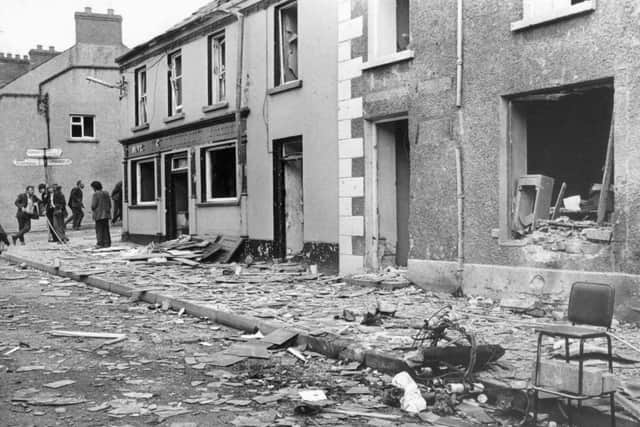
[274,1,298,86]
[203,143,237,201]
[70,115,95,139]
[209,32,226,104]
[132,158,156,204]
[135,67,147,126]
[508,83,614,238]
[168,51,183,116]
[368,0,411,59]
[171,155,188,171]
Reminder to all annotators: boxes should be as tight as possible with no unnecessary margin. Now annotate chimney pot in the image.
[0,53,4,58]
[6,53,12,59]
[37,44,43,50]
[84,7,92,13]
[107,8,114,15]
[49,46,55,51]
[23,55,28,60]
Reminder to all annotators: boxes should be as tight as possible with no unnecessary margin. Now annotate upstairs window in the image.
[368,0,410,59]
[511,0,596,31]
[274,1,298,86]
[135,66,147,126]
[209,32,226,104]
[70,115,95,139]
[167,51,183,116]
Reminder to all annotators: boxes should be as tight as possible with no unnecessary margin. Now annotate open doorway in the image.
[273,137,304,258]
[165,152,189,239]
[376,119,410,266]
[508,81,614,235]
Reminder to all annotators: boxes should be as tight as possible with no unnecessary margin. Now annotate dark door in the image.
[165,153,189,239]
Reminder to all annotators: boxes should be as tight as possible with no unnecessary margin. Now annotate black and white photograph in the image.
[0,0,639,425]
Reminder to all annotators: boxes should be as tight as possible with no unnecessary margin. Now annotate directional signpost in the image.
[13,148,72,184]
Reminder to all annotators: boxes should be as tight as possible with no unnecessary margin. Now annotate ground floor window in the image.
[507,82,614,236]
[202,142,237,201]
[131,158,157,204]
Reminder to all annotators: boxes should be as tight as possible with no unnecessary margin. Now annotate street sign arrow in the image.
[26,148,62,158]
[13,158,72,166]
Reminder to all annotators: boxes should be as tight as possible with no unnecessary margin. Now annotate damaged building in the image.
[117,0,339,270]
[338,0,640,320]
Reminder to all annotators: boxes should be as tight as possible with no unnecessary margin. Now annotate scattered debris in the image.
[391,371,426,413]
[43,379,76,389]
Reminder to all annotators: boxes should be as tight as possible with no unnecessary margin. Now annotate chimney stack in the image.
[75,8,122,45]
[28,44,61,69]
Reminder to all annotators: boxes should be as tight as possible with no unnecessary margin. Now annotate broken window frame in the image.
[501,81,615,241]
[133,158,157,205]
[167,50,183,116]
[274,0,299,87]
[135,66,148,126]
[208,31,226,105]
[69,114,95,139]
[203,141,238,203]
[367,0,411,60]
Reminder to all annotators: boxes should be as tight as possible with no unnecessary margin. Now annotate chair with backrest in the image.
[532,282,616,426]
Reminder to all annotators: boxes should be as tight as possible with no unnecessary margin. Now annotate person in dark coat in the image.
[52,185,68,243]
[12,185,39,245]
[91,181,112,248]
[65,180,85,230]
[42,185,57,242]
[111,181,123,224]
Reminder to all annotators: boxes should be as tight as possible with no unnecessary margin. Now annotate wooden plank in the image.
[551,182,567,220]
[47,330,126,340]
[597,120,614,224]
[616,393,640,421]
[535,360,617,395]
[218,236,245,263]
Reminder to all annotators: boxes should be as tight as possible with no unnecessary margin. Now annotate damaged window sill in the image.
[163,112,185,124]
[510,1,596,32]
[268,80,303,96]
[202,101,228,113]
[131,123,150,133]
[362,50,415,71]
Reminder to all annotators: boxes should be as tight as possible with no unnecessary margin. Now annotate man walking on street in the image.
[111,181,122,224]
[91,181,112,248]
[65,180,85,230]
[13,185,38,245]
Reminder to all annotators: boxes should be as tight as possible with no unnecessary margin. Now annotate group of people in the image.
[0,180,123,251]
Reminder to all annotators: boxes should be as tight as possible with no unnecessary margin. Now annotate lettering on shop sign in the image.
[130,143,145,154]
[126,120,242,159]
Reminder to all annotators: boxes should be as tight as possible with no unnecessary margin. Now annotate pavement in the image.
[2,259,446,426]
[2,227,640,425]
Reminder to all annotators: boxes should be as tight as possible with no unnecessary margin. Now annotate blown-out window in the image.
[275,1,298,86]
[131,158,156,204]
[135,67,147,126]
[168,51,183,116]
[209,32,226,104]
[202,142,237,202]
[368,0,410,59]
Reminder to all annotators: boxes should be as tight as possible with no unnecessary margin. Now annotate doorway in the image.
[376,119,409,266]
[273,137,304,258]
[165,152,190,239]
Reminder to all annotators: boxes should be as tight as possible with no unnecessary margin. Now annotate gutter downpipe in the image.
[455,0,465,295]
[221,7,248,238]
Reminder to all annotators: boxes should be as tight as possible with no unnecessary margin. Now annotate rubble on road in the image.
[116,234,244,265]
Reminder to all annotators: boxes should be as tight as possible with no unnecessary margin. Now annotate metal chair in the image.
[532,282,616,426]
